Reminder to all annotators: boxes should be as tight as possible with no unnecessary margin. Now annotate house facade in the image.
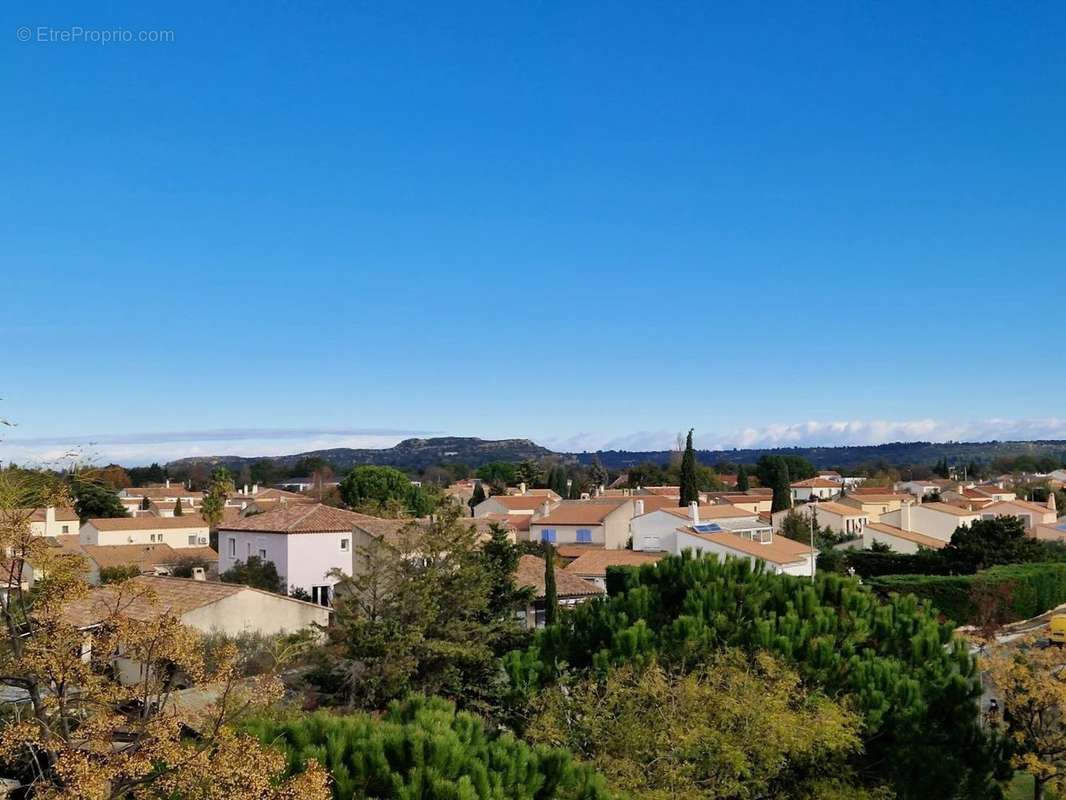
[670,525,816,577]
[631,503,759,552]
[217,504,363,605]
[879,501,981,543]
[789,478,842,503]
[528,499,636,549]
[80,516,211,549]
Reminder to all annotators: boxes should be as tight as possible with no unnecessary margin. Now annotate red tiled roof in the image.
[514,554,604,600]
[219,504,366,534]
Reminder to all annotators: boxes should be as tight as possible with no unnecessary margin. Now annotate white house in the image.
[863,522,946,554]
[631,502,760,552]
[773,501,869,537]
[669,524,816,577]
[879,501,981,543]
[26,506,79,537]
[789,478,842,503]
[80,516,211,549]
[217,503,363,606]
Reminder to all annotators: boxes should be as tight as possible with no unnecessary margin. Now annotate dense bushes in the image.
[242,695,612,800]
[871,562,1066,625]
[843,548,953,578]
[508,553,1000,799]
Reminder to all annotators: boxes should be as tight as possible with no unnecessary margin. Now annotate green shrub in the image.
[242,695,613,800]
[869,562,1066,625]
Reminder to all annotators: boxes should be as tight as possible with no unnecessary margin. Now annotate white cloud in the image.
[545,418,1066,453]
[3,418,1066,467]
[0,427,433,467]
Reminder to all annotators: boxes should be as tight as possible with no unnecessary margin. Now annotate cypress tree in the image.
[736,464,750,492]
[544,545,559,626]
[140,495,150,511]
[548,466,569,498]
[679,429,699,507]
[770,458,792,513]
[468,481,486,516]
[173,497,184,516]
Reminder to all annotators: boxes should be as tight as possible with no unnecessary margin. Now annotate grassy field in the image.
[1006,772,1060,800]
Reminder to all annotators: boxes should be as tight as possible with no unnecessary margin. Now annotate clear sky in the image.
[3,2,1065,465]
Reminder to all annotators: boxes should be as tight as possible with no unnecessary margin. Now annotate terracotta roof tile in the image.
[532,500,630,526]
[564,550,663,577]
[514,554,604,599]
[88,515,209,531]
[679,526,815,565]
[219,504,365,534]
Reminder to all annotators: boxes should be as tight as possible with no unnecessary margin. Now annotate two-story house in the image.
[217,503,364,606]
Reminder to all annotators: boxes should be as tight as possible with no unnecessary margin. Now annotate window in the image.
[62,525,69,534]
[258,548,267,560]
[576,528,592,543]
[311,585,331,607]
[188,535,197,546]
[228,538,236,557]
[340,538,350,552]
[540,528,556,543]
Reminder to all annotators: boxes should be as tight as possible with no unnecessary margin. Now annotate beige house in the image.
[81,516,211,549]
[977,498,1058,530]
[61,575,330,685]
[879,502,981,543]
[863,522,946,554]
[513,554,604,628]
[80,543,218,584]
[837,493,908,518]
[472,494,560,518]
[528,499,636,549]
[772,501,869,537]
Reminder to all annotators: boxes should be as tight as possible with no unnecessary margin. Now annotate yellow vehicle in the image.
[1049,615,1066,645]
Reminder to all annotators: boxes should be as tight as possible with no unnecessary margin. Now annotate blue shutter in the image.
[541,528,556,543]
[576,528,592,543]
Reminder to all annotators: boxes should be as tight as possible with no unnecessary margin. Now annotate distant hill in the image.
[166,436,558,473]
[166,436,1066,476]
[577,440,1066,471]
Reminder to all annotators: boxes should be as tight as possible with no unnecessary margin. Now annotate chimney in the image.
[252,484,258,495]
[1049,493,1058,513]
[634,499,645,517]
[519,482,526,495]
[191,567,206,581]
[599,484,605,495]
[165,479,171,489]
[900,501,913,532]
[689,501,700,525]
[243,484,249,495]
[45,506,56,526]
[539,500,551,518]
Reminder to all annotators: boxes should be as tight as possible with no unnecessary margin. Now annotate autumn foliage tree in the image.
[985,639,1066,800]
[0,468,329,799]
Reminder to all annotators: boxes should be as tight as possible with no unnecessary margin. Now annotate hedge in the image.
[868,562,1066,625]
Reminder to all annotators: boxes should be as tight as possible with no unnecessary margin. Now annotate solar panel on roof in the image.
[693,523,722,533]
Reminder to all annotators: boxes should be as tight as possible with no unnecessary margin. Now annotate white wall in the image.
[631,509,756,551]
[81,522,210,549]
[218,530,351,595]
[880,506,978,542]
[791,486,840,503]
[863,528,921,555]
[673,530,815,577]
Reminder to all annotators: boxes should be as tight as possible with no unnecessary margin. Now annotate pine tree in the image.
[173,497,184,516]
[736,464,750,492]
[679,429,699,507]
[770,458,792,513]
[544,544,559,626]
[140,495,150,511]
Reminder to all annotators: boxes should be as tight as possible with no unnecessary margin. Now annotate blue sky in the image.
[2,2,1065,465]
